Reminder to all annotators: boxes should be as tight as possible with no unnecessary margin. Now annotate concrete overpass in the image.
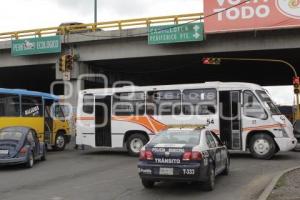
[0,14,299,106]
[1,27,300,67]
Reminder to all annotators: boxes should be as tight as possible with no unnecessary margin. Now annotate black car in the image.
[138,127,230,191]
[0,127,46,168]
[294,120,300,142]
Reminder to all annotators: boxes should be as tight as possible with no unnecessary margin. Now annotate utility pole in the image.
[94,0,98,24]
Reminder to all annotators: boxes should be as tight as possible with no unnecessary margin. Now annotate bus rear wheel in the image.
[127,134,147,157]
[53,132,66,151]
[249,134,276,160]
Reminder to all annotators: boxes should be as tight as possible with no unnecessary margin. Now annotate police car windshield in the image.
[151,131,200,145]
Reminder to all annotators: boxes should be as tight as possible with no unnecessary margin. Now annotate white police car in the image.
[138,126,230,191]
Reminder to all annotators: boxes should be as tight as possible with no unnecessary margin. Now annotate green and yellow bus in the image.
[0,88,71,150]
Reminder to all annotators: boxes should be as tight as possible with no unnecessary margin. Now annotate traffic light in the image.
[293,76,300,94]
[202,57,221,65]
[65,54,73,71]
[59,55,66,72]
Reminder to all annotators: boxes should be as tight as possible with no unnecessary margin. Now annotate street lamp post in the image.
[94,0,98,24]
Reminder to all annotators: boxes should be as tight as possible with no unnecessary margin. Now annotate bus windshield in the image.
[256,90,281,115]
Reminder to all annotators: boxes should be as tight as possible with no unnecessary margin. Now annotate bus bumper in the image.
[274,137,297,151]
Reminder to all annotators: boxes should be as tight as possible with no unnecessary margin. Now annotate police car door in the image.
[211,132,227,168]
[206,131,222,174]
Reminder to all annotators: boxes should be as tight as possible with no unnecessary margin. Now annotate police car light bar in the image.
[167,124,206,130]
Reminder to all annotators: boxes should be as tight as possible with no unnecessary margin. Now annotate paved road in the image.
[0,147,300,200]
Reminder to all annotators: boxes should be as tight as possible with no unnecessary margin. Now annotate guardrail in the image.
[0,13,203,41]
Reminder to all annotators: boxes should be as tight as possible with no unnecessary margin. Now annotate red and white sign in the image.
[204,0,300,33]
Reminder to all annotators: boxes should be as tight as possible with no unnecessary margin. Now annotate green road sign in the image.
[11,36,61,56]
[148,22,204,45]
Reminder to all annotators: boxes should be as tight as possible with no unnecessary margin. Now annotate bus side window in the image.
[146,90,181,116]
[113,92,145,116]
[0,94,20,117]
[83,94,94,114]
[243,91,267,119]
[21,96,43,117]
[182,89,217,115]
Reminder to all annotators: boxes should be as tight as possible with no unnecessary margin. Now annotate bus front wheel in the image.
[53,132,66,151]
[249,134,276,160]
[127,134,147,157]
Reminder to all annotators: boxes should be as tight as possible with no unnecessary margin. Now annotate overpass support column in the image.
[56,61,89,134]
[56,61,89,108]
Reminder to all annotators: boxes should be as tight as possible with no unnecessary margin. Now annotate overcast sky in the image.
[264,86,293,106]
[0,0,294,105]
[0,0,202,32]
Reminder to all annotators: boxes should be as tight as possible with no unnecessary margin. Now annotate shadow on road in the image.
[229,152,253,159]
[81,148,129,156]
[0,161,44,171]
[145,182,205,195]
[0,164,26,171]
[271,153,298,161]
[138,177,227,197]
[229,151,298,161]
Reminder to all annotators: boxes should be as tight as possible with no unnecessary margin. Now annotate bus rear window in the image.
[0,94,20,117]
[83,94,94,114]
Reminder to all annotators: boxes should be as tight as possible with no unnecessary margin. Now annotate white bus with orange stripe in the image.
[76,82,297,159]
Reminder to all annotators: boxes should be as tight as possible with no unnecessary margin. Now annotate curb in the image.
[257,166,300,200]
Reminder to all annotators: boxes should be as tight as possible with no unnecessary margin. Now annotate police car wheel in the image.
[249,134,276,160]
[203,167,215,191]
[127,134,147,156]
[221,157,230,176]
[141,179,155,188]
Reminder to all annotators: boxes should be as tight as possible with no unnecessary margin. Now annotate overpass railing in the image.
[0,13,203,41]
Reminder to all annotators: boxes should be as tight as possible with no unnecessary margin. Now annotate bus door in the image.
[44,99,54,144]
[95,96,112,147]
[219,91,242,150]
